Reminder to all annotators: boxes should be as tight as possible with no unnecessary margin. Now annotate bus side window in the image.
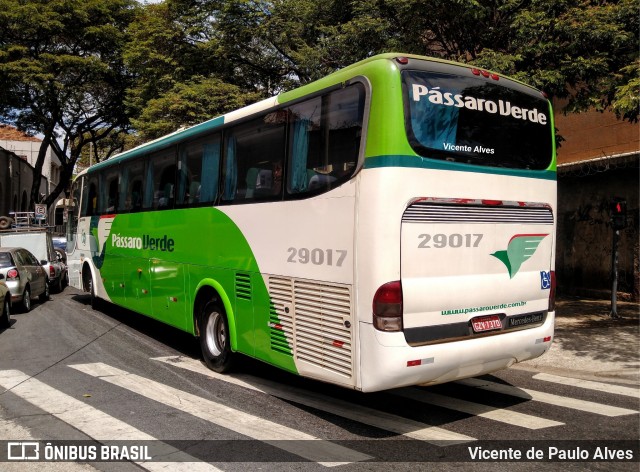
[287,84,364,197]
[100,169,119,214]
[223,113,285,203]
[288,97,320,194]
[86,181,98,216]
[121,158,145,213]
[131,180,143,211]
[177,134,219,207]
[67,178,81,249]
[148,148,176,210]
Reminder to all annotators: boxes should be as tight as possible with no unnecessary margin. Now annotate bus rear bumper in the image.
[358,311,554,392]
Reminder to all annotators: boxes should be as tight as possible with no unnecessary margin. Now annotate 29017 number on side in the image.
[287,248,348,266]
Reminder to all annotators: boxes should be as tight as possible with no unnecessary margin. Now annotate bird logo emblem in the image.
[491,234,548,278]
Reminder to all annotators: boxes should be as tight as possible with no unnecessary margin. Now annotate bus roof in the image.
[83,53,543,175]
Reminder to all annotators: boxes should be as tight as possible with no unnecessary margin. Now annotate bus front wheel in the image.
[83,266,99,310]
[199,302,234,373]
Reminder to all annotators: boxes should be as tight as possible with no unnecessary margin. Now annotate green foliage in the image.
[0,0,137,206]
[612,61,640,122]
[132,76,261,140]
[0,0,637,209]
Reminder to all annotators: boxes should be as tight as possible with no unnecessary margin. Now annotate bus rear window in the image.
[403,71,553,170]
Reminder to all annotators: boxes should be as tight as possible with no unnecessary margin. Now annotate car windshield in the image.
[0,253,14,268]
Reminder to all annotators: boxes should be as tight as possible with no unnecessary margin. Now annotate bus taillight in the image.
[373,281,403,332]
[549,270,556,312]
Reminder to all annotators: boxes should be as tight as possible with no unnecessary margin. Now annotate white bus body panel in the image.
[359,312,554,391]
[355,166,556,391]
[220,180,358,387]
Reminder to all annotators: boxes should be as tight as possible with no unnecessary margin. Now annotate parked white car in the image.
[0,230,67,292]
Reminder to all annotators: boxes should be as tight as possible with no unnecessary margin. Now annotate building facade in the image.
[554,105,639,300]
[0,124,61,198]
[0,147,48,216]
[0,125,61,225]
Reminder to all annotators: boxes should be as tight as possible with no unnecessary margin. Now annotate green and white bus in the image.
[66,53,556,392]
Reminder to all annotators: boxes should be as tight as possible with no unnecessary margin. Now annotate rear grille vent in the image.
[268,276,353,378]
[235,273,252,300]
[269,277,294,355]
[403,202,554,225]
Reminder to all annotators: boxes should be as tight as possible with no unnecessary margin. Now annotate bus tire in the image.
[0,297,10,329]
[83,266,99,310]
[89,277,100,310]
[0,216,13,230]
[199,301,234,373]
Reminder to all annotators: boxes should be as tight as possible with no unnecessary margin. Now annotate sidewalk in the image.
[516,297,640,385]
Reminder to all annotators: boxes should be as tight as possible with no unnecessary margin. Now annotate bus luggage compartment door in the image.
[150,258,187,330]
[123,257,152,316]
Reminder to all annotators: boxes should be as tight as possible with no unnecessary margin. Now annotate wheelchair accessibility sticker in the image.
[540,271,551,290]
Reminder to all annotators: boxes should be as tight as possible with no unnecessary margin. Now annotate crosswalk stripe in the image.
[456,378,638,417]
[0,370,221,472]
[70,362,372,466]
[153,356,476,445]
[392,388,564,429]
[532,373,640,399]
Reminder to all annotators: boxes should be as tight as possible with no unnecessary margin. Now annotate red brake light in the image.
[471,68,481,76]
[373,281,403,332]
[7,269,18,280]
[49,266,56,277]
[395,56,409,65]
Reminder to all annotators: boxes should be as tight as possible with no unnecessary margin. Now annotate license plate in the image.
[471,315,502,333]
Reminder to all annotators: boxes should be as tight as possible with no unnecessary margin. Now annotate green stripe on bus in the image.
[363,155,557,180]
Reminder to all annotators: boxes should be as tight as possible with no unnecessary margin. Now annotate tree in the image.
[132,77,262,140]
[0,0,137,209]
[74,129,130,172]
[205,0,638,121]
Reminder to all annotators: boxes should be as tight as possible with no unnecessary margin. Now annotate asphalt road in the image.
[0,287,637,472]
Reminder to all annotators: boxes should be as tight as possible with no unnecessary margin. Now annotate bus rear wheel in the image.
[199,302,234,373]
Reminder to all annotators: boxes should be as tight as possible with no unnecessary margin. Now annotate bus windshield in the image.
[403,70,553,170]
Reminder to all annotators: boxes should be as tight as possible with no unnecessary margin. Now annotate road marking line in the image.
[0,369,220,472]
[532,373,640,399]
[392,388,563,429]
[456,378,638,417]
[152,356,475,445]
[70,362,371,466]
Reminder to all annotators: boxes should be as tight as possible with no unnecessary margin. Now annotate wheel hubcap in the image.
[205,312,225,357]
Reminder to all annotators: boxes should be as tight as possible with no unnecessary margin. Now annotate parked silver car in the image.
[0,247,49,312]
